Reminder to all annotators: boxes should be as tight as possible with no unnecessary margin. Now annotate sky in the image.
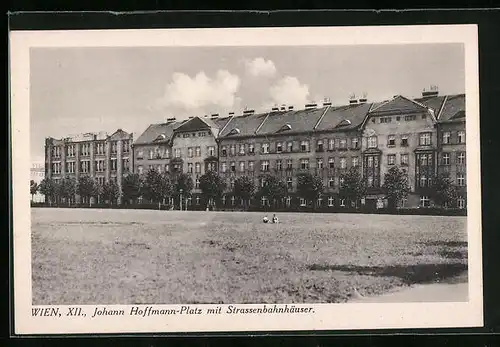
[30,43,465,163]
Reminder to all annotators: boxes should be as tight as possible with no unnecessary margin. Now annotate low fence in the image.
[31,202,467,216]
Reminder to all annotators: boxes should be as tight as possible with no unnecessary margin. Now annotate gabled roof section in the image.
[369,95,429,115]
[174,116,214,133]
[437,94,465,122]
[108,128,132,141]
[316,103,372,131]
[219,112,269,138]
[256,107,327,135]
[134,121,179,145]
[414,95,447,115]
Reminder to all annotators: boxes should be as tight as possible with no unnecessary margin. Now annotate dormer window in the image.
[228,128,241,136]
[278,123,292,132]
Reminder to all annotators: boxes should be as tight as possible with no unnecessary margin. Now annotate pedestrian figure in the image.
[272,214,279,224]
[263,215,269,223]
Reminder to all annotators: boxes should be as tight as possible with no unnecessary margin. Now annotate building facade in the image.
[130,89,466,210]
[30,163,45,202]
[44,129,133,204]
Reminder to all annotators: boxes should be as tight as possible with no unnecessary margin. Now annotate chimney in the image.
[229,112,235,116]
[288,106,294,110]
[422,85,439,98]
[188,116,194,119]
[349,93,357,105]
[305,103,318,110]
[271,107,279,112]
[166,117,176,122]
[280,104,286,111]
[358,92,368,104]
[243,109,255,115]
[211,113,219,119]
[323,101,332,107]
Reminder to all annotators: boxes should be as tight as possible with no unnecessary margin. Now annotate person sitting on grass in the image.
[272,214,279,224]
[263,215,269,223]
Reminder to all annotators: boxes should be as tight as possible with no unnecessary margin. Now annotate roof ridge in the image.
[436,95,449,120]
[254,112,270,135]
[313,105,331,130]
[219,114,235,135]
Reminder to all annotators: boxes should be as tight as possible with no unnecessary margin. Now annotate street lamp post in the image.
[179,189,183,211]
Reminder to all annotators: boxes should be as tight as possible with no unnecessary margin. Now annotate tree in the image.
[58,176,77,206]
[76,176,96,206]
[30,180,39,202]
[121,173,143,204]
[296,172,324,209]
[173,172,193,209]
[256,174,287,209]
[142,169,172,209]
[382,166,410,209]
[233,175,255,209]
[339,166,367,208]
[102,179,120,206]
[39,177,58,205]
[432,173,459,208]
[199,170,226,209]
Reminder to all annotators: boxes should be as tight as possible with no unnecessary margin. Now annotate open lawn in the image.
[31,208,468,305]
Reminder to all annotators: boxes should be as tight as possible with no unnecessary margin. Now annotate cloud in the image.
[157,70,241,111]
[245,58,277,78]
[268,76,310,108]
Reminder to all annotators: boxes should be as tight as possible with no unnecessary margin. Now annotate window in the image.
[299,198,306,207]
[401,135,409,147]
[67,145,75,157]
[328,177,334,188]
[196,196,200,205]
[286,159,293,170]
[231,195,236,206]
[300,159,310,170]
[183,133,190,138]
[80,143,90,156]
[96,143,105,155]
[457,152,466,165]
[339,139,347,150]
[286,196,292,207]
[164,164,170,173]
[276,142,283,153]
[317,197,323,207]
[137,165,143,175]
[442,153,450,165]
[351,137,359,149]
[230,162,235,172]
[367,176,373,187]
[96,176,105,186]
[157,164,162,173]
[276,160,282,171]
[195,147,201,157]
[419,132,432,146]
[123,141,130,153]
[248,161,254,171]
[239,144,245,155]
[111,159,117,171]
[261,196,269,206]
[173,164,181,172]
[380,116,392,123]
[401,154,409,166]
[111,142,117,154]
[328,196,334,206]
[175,148,181,158]
[317,140,324,152]
[328,139,335,150]
[420,195,430,207]
[287,177,293,189]
[164,148,170,158]
[208,146,215,156]
[221,162,227,173]
[198,131,206,137]
[352,157,359,167]
[300,140,309,152]
[239,161,245,172]
[442,132,451,144]
[187,163,193,173]
[340,157,346,169]
[195,179,200,189]
[260,177,266,187]
[188,147,193,158]
[387,154,396,165]
[221,146,228,156]
[230,145,236,156]
[339,199,346,207]
[261,160,269,172]
[222,195,227,205]
[405,115,416,121]
[339,177,345,187]
[457,197,466,209]
[458,131,466,144]
[262,143,270,154]
[287,142,294,152]
[328,158,335,169]
[368,136,377,148]
[80,160,90,173]
[148,149,154,160]
[249,144,255,154]
[317,158,323,169]
[195,162,201,173]
[66,161,75,173]
[387,135,396,147]
[457,173,465,186]
[207,162,216,172]
[367,156,374,168]
[95,160,105,172]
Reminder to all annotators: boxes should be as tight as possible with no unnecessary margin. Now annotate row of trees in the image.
[33,166,461,209]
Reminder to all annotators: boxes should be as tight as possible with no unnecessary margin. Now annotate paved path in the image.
[351,282,468,303]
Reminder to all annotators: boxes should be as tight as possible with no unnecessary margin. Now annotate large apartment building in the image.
[44,129,133,204]
[134,89,467,210]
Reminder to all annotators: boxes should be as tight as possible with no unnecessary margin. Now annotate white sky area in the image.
[30,44,465,164]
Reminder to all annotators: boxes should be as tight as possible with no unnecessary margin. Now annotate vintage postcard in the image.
[10,24,482,335]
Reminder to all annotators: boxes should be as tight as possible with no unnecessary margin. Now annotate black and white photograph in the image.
[11,25,483,334]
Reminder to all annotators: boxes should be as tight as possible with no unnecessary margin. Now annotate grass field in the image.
[31,208,468,305]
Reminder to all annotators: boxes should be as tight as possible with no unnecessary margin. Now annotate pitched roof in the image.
[414,95,447,115]
[437,94,465,122]
[369,95,429,115]
[256,107,328,135]
[315,103,372,131]
[219,112,269,138]
[134,121,179,145]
